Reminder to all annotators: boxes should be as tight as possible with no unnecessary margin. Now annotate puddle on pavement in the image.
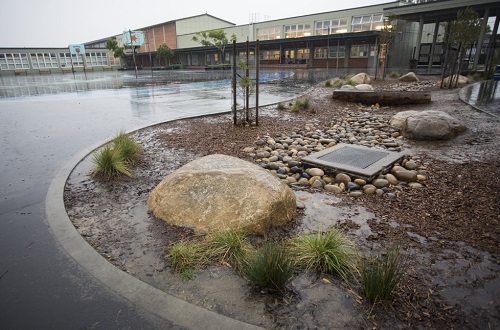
[294,190,376,237]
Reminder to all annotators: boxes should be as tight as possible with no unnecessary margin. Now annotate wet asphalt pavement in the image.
[0,70,308,328]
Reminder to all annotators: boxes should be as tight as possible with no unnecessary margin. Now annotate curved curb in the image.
[45,116,264,330]
[459,81,500,119]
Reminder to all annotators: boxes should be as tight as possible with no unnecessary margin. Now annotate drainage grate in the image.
[302,144,405,180]
[317,146,389,169]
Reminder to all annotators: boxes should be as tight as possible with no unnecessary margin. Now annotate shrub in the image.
[292,98,310,112]
[389,71,400,78]
[346,78,358,86]
[359,244,408,302]
[112,130,142,163]
[323,79,333,87]
[242,241,294,291]
[288,228,356,280]
[204,229,253,269]
[91,144,131,178]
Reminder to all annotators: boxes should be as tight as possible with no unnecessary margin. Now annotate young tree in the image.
[446,7,482,88]
[376,13,398,80]
[105,38,124,58]
[156,44,174,66]
[192,29,237,64]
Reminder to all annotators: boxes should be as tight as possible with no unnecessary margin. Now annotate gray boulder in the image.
[147,154,296,234]
[355,84,374,91]
[389,111,419,130]
[401,110,466,140]
[398,72,419,82]
[442,74,469,87]
[350,73,371,85]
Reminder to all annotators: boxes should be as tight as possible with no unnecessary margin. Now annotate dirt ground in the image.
[64,77,499,329]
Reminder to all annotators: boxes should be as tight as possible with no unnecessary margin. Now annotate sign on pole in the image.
[69,44,86,55]
[122,31,145,47]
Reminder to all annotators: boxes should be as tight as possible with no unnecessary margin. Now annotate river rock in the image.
[385,173,398,185]
[147,154,296,235]
[372,178,389,188]
[308,168,325,177]
[394,170,418,182]
[325,184,343,194]
[335,173,351,184]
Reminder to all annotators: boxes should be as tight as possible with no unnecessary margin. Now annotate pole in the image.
[255,40,259,126]
[245,39,249,123]
[232,40,237,125]
[129,29,138,79]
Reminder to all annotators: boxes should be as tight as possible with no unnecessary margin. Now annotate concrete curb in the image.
[45,114,264,330]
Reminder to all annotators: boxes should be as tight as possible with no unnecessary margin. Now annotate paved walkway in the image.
[459,80,500,118]
[0,71,307,328]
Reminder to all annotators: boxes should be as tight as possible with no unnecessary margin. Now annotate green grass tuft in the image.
[292,98,310,112]
[389,71,400,78]
[112,130,143,163]
[91,144,131,178]
[288,228,356,280]
[242,241,294,291]
[323,79,333,87]
[277,102,286,110]
[204,229,253,269]
[167,241,205,274]
[359,244,408,302]
[331,77,346,88]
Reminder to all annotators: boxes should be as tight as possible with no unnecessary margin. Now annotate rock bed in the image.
[244,111,428,198]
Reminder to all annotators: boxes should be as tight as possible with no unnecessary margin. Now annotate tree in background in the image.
[105,38,124,58]
[445,7,482,88]
[156,44,174,66]
[192,29,237,64]
[376,13,399,80]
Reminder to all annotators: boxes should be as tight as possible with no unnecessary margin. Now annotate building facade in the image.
[1,0,499,75]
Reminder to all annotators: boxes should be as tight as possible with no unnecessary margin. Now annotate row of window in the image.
[257,14,385,40]
[0,52,117,70]
[259,44,373,61]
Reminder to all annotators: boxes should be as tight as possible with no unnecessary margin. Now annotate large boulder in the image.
[147,154,296,234]
[399,110,466,140]
[355,84,374,91]
[389,110,419,129]
[442,74,469,87]
[350,73,371,85]
[398,72,419,82]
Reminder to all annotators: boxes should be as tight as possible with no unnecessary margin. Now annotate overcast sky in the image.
[0,0,392,48]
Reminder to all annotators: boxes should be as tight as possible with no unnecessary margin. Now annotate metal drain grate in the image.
[302,144,405,180]
[317,146,388,169]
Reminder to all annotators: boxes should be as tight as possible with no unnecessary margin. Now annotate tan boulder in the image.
[147,154,296,234]
[350,73,371,85]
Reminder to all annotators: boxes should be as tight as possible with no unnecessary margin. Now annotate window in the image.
[316,18,348,35]
[352,14,384,32]
[257,27,281,40]
[85,52,109,66]
[260,50,280,60]
[31,53,58,68]
[297,49,310,60]
[0,53,30,70]
[284,24,311,38]
[314,46,346,59]
[351,45,369,57]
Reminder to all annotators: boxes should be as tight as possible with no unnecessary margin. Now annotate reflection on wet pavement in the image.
[295,190,376,237]
[459,80,500,116]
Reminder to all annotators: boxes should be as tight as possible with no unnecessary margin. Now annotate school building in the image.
[0,0,499,75]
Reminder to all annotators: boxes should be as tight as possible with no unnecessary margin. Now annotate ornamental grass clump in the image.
[204,229,253,269]
[331,77,346,88]
[359,244,408,303]
[323,79,333,87]
[288,228,356,281]
[91,131,142,179]
[242,241,294,291]
[91,144,131,178]
[167,241,206,276]
[292,98,310,112]
[112,130,143,163]
[389,71,400,78]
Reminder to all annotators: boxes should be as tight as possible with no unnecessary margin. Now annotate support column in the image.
[427,20,440,71]
[485,15,499,74]
[414,15,424,63]
[473,8,490,70]
[344,39,351,68]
